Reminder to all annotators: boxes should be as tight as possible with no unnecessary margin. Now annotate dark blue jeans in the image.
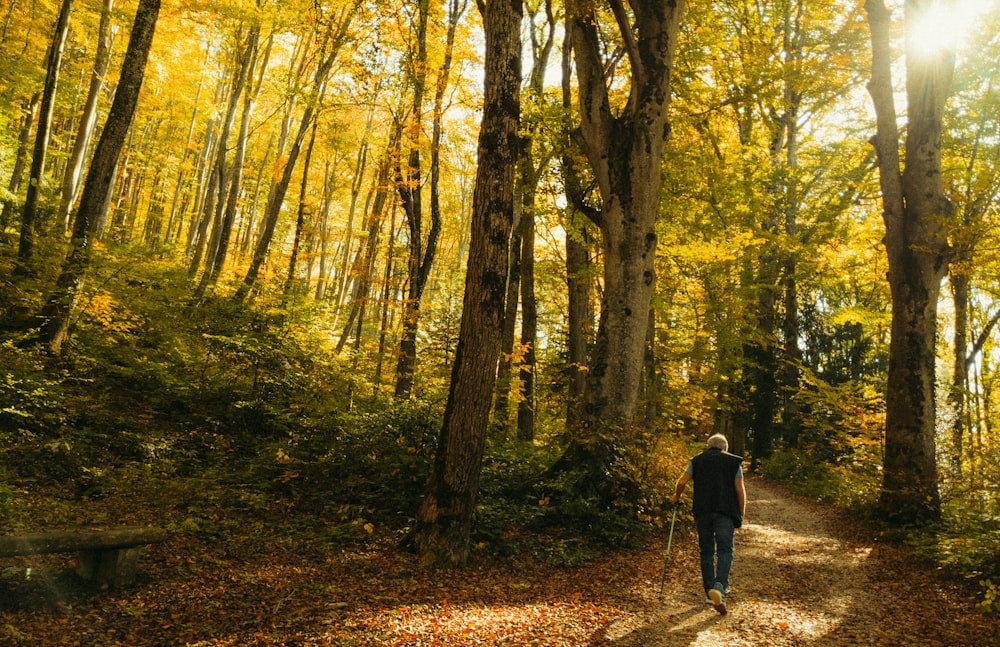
[696,512,735,595]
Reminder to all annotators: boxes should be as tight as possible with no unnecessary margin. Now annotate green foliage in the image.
[486,429,692,553]
[531,537,594,568]
[0,341,71,438]
[0,468,13,519]
[982,579,999,615]
[758,364,885,514]
[264,401,442,522]
[760,448,880,514]
[899,496,1000,613]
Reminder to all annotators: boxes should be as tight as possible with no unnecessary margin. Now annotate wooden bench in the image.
[0,526,168,589]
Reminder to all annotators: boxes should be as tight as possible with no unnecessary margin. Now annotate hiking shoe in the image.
[708,587,727,615]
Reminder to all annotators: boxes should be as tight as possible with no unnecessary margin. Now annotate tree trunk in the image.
[516,196,536,441]
[59,0,114,233]
[194,23,260,302]
[560,29,593,430]
[565,213,593,427]
[409,0,521,569]
[41,0,161,353]
[234,103,311,302]
[374,203,400,388]
[949,270,969,474]
[865,0,953,524]
[512,0,553,442]
[165,58,206,244]
[492,202,522,430]
[779,0,805,449]
[946,107,997,477]
[0,93,40,235]
[283,118,318,298]
[336,146,393,353]
[392,0,430,400]
[186,79,227,276]
[642,306,658,428]
[332,102,376,315]
[234,6,357,301]
[313,158,335,301]
[567,0,685,428]
[15,0,73,276]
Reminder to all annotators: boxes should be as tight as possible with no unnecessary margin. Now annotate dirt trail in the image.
[601,477,1000,646]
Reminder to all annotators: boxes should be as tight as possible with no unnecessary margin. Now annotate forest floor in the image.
[2,476,999,646]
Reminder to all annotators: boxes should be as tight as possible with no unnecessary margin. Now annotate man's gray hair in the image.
[707,434,729,450]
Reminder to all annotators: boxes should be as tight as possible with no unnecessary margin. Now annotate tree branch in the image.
[967,309,1000,367]
[608,0,639,79]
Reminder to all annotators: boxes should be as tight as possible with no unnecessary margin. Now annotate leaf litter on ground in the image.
[2,477,999,646]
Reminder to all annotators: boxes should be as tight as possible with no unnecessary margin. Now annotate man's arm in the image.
[672,471,692,504]
[735,476,746,520]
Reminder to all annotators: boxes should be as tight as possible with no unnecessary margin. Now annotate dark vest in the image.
[690,447,743,522]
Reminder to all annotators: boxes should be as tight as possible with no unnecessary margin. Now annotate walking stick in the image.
[658,503,679,599]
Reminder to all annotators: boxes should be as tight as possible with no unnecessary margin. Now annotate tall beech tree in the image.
[561,0,685,468]
[944,46,1000,477]
[409,0,521,569]
[193,19,262,303]
[560,26,595,430]
[336,141,395,354]
[865,0,955,524]
[41,0,162,353]
[514,0,554,441]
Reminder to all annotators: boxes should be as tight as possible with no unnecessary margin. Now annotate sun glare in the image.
[907,0,990,58]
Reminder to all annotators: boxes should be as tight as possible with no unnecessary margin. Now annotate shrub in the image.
[760,447,880,513]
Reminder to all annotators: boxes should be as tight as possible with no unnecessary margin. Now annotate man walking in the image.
[671,433,746,615]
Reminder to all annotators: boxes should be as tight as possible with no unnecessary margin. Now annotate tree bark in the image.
[392,0,430,400]
[15,0,73,276]
[492,201,522,430]
[41,0,161,353]
[283,118,318,297]
[393,0,460,399]
[945,105,998,476]
[331,109,373,314]
[194,23,261,302]
[0,93,40,235]
[59,0,114,233]
[865,0,953,524]
[565,0,685,436]
[409,0,521,569]
[186,79,227,275]
[516,195,537,441]
[779,0,805,449]
[234,5,358,302]
[512,0,553,442]
[564,213,593,428]
[336,144,393,354]
[949,270,969,473]
[560,28,593,430]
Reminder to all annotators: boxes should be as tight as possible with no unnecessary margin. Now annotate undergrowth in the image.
[0,249,687,568]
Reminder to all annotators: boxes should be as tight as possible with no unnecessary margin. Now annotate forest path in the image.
[601,476,1000,646]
